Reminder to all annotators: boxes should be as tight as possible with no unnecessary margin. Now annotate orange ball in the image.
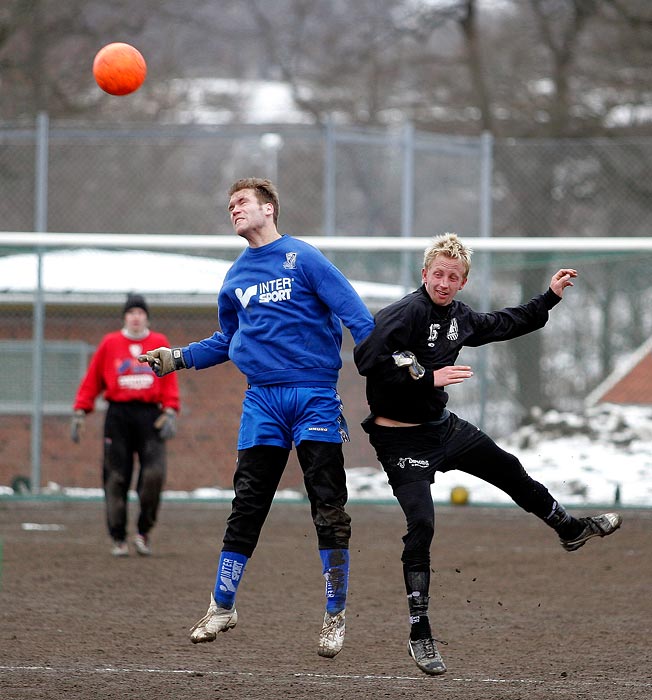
[93,43,147,96]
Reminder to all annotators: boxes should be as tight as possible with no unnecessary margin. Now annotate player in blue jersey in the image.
[139,178,374,658]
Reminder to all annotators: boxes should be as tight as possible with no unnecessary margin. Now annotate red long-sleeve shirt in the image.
[73,330,180,413]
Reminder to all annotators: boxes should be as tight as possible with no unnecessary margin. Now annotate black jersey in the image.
[354,285,560,424]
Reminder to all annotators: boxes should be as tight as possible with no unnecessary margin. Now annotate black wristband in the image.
[171,347,186,370]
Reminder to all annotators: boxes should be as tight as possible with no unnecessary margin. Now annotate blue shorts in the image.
[238,385,350,450]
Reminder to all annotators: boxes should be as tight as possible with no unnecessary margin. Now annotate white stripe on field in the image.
[1,665,651,689]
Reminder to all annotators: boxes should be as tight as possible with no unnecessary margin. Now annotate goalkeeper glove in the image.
[154,407,177,440]
[138,347,186,377]
[392,350,425,380]
[70,409,86,443]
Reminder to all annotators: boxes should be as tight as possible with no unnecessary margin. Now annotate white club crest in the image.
[283,252,297,270]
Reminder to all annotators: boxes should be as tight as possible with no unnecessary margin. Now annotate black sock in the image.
[405,568,432,641]
[545,501,584,539]
[410,614,432,641]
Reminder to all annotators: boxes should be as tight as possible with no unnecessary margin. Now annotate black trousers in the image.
[366,412,557,568]
[103,401,166,541]
[222,440,351,557]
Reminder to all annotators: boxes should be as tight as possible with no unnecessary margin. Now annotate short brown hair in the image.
[228,178,280,226]
[423,232,473,277]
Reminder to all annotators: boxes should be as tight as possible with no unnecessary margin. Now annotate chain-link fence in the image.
[1,117,651,493]
[4,119,650,238]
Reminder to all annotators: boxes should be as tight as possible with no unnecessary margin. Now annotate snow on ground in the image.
[3,404,650,508]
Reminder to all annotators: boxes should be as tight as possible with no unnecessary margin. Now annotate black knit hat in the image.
[123,293,149,317]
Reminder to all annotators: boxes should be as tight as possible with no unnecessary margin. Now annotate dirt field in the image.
[1,498,650,700]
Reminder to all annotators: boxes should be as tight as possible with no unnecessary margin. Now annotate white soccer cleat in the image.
[133,533,152,556]
[111,540,129,557]
[318,609,346,658]
[189,594,238,643]
[408,637,447,675]
[560,512,623,552]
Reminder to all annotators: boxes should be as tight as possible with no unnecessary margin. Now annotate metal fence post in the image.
[477,130,494,430]
[30,111,49,494]
[323,115,336,237]
[400,121,415,292]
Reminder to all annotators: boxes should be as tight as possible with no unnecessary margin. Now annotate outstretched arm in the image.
[549,268,578,298]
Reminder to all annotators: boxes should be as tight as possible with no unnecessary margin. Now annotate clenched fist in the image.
[138,347,186,377]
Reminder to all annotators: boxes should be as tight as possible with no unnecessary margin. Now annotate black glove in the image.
[154,408,177,440]
[138,347,186,377]
[70,410,86,443]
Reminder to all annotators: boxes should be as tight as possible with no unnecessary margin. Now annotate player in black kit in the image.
[353,232,622,676]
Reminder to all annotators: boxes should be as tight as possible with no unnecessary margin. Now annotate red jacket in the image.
[73,330,180,413]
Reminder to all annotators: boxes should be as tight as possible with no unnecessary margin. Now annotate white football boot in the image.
[318,609,345,658]
[189,594,238,643]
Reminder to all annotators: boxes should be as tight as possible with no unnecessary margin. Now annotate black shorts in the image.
[364,411,487,489]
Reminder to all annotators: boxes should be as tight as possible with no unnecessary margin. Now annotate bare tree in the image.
[0,0,159,118]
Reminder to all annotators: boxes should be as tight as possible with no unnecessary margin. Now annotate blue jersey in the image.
[182,235,374,387]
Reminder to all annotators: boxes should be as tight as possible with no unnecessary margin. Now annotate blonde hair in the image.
[228,177,280,226]
[423,232,473,277]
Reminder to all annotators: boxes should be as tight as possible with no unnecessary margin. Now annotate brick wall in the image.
[0,303,377,492]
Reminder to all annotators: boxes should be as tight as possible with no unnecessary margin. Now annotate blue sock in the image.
[319,548,349,615]
[213,550,248,609]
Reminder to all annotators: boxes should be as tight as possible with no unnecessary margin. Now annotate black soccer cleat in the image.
[408,637,447,676]
[560,512,622,552]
